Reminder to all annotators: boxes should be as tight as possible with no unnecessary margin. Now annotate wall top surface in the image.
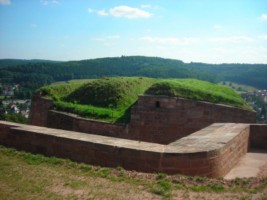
[0,121,249,154]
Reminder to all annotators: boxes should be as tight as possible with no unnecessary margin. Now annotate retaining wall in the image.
[250,124,267,149]
[47,110,128,138]
[0,121,250,177]
[29,94,256,144]
[128,95,255,144]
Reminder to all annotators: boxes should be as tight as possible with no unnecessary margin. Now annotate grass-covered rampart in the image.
[38,77,251,123]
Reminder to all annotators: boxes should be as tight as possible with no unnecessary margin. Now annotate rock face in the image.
[29,94,256,144]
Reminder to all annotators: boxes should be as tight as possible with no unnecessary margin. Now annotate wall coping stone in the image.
[0,121,249,154]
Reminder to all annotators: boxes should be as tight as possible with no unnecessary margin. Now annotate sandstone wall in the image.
[29,94,256,144]
[47,110,128,138]
[128,95,255,144]
[28,93,53,126]
[250,124,267,149]
[0,121,250,178]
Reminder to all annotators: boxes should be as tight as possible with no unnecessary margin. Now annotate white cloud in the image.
[140,36,199,45]
[260,14,267,21]
[97,9,108,16]
[0,0,10,5]
[259,35,267,40]
[88,5,152,19]
[40,0,59,5]
[209,36,254,43]
[110,6,152,19]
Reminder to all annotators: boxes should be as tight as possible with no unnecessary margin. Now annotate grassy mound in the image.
[145,79,251,110]
[65,77,155,108]
[39,77,156,123]
[38,77,251,123]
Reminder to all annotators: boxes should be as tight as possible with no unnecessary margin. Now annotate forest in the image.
[0,56,266,98]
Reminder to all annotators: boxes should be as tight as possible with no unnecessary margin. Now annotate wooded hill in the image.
[0,56,266,98]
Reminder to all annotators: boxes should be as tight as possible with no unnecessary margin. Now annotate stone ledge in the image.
[0,120,250,177]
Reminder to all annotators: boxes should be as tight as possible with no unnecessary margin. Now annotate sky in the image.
[0,0,267,64]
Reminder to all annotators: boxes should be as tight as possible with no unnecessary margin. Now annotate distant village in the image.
[0,84,31,119]
[241,90,267,123]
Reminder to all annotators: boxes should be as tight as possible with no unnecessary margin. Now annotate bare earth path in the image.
[225,149,267,179]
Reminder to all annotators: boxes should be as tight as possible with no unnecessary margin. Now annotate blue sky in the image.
[0,0,267,63]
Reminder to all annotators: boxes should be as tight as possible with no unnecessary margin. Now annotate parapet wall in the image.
[29,94,256,144]
[47,110,128,138]
[250,124,267,149]
[0,121,251,178]
[128,95,255,144]
[29,93,53,127]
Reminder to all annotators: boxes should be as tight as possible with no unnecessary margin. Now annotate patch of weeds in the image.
[47,156,65,165]
[0,146,17,156]
[192,176,207,182]
[151,179,172,198]
[64,180,84,189]
[158,179,172,190]
[190,185,209,192]
[231,177,250,187]
[251,177,267,193]
[66,160,79,169]
[78,163,92,172]
[174,183,185,190]
[117,167,125,179]
[156,173,167,180]
[189,183,224,193]
[22,153,46,165]
[97,167,111,178]
[208,183,225,192]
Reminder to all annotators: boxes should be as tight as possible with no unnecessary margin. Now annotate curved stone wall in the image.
[0,121,251,177]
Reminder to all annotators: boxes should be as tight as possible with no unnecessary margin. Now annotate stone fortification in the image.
[128,95,255,144]
[1,93,264,177]
[0,121,254,177]
[29,94,256,144]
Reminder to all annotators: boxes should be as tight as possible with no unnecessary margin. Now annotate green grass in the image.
[145,79,252,110]
[38,77,252,123]
[0,145,266,199]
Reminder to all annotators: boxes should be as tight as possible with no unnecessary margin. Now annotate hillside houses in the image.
[242,90,267,103]
[0,99,31,118]
[241,90,267,123]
